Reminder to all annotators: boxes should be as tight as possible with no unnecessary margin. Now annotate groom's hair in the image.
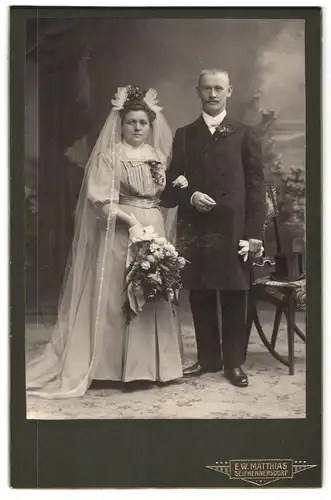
[198,69,230,87]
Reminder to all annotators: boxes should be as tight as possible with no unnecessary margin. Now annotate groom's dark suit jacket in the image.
[162,114,266,290]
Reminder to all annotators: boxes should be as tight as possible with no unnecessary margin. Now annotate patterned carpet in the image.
[25,302,306,420]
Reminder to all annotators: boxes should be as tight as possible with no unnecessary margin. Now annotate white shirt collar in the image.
[122,139,146,151]
[119,141,156,161]
[202,109,227,130]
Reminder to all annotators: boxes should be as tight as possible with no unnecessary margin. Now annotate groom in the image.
[162,69,266,387]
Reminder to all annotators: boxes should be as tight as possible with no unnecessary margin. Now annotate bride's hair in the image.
[119,101,156,125]
[118,84,157,124]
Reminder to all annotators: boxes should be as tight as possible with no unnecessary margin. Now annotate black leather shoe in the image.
[224,367,248,387]
[183,361,222,377]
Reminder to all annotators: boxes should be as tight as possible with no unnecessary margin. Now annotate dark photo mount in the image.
[10,6,321,489]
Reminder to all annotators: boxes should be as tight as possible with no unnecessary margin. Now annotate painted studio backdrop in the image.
[25,18,305,312]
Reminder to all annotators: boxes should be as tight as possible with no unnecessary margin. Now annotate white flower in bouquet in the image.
[165,249,179,258]
[153,250,164,260]
[177,257,186,269]
[154,237,168,246]
[140,260,151,270]
[146,255,156,264]
[147,273,162,284]
[130,224,157,243]
[163,243,178,258]
[164,242,176,253]
[150,242,161,253]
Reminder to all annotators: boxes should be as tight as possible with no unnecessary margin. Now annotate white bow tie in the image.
[203,110,227,131]
[210,118,221,127]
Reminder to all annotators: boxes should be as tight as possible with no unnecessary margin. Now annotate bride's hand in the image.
[172,175,188,189]
[128,220,146,241]
[127,214,146,240]
[128,213,142,229]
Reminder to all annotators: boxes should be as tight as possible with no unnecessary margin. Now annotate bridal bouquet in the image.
[122,225,187,323]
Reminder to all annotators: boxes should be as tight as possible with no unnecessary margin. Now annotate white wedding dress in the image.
[26,142,183,398]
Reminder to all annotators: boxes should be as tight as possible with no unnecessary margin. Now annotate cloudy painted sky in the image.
[25,18,305,161]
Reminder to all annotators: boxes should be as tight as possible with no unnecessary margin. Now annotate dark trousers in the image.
[189,290,247,370]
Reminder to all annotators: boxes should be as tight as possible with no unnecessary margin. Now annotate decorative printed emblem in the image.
[206,459,317,486]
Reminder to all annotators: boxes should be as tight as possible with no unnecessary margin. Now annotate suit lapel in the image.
[215,114,237,137]
[188,115,239,182]
[191,115,214,155]
[193,115,213,141]
[219,114,232,127]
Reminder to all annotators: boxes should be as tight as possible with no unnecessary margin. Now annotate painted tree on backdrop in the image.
[243,95,305,236]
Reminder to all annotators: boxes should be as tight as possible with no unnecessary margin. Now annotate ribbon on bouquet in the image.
[238,239,264,262]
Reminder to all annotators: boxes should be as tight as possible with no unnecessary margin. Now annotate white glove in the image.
[129,223,157,244]
[238,239,264,262]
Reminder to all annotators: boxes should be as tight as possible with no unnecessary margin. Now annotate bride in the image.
[26,84,188,399]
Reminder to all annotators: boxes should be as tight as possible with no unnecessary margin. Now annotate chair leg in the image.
[253,304,290,367]
[244,311,254,361]
[294,324,306,342]
[244,292,255,361]
[286,291,295,375]
[284,312,306,342]
[270,305,283,350]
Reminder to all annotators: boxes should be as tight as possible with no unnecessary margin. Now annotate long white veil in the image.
[26,87,177,399]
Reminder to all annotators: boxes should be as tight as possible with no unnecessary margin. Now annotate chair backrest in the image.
[292,236,306,272]
[263,182,282,254]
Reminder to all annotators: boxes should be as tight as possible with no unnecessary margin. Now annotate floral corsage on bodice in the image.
[145,160,165,186]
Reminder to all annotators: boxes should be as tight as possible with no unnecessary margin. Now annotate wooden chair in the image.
[245,183,306,375]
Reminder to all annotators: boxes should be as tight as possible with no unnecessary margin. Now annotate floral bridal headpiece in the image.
[111,84,163,114]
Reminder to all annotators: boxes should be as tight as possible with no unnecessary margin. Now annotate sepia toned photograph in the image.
[24,16,306,420]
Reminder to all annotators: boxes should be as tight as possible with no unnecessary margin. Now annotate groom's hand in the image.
[191,191,216,212]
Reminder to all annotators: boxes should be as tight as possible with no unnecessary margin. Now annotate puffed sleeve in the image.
[87,152,118,209]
